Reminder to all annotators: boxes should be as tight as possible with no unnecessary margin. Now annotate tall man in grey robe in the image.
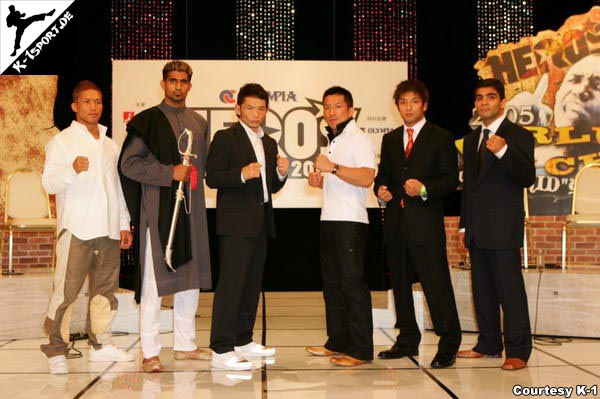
[119,60,212,373]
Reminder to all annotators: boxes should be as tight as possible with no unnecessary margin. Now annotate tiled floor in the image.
[1,292,599,398]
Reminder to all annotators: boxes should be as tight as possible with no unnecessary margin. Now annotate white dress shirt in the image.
[239,121,286,203]
[239,121,269,203]
[42,121,130,240]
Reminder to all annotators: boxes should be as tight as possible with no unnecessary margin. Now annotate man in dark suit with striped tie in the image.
[374,80,461,369]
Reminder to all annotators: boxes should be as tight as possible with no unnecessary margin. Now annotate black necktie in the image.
[477,128,490,174]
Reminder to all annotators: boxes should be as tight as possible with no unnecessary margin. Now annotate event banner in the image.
[473,6,600,215]
[113,60,406,208]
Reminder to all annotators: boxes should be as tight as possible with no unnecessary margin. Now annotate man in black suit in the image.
[374,80,461,369]
[206,83,289,370]
[457,78,535,371]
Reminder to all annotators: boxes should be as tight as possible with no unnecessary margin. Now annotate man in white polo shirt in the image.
[305,86,376,367]
[41,80,134,374]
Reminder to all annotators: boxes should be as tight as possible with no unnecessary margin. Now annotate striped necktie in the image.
[405,127,414,158]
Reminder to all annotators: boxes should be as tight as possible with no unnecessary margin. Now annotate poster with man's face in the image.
[470,6,600,215]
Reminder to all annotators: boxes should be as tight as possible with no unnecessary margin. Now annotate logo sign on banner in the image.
[0,1,74,74]
[113,60,407,208]
[472,6,600,215]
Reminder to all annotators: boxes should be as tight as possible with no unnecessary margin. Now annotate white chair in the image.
[561,163,600,270]
[1,168,56,275]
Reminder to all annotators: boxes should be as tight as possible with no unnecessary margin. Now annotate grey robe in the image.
[120,102,211,295]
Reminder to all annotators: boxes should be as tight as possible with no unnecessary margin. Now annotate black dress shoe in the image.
[430,352,456,369]
[377,346,418,360]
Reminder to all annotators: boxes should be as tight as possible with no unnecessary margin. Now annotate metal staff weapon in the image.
[164,128,196,271]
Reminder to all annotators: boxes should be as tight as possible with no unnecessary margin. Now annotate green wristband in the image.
[420,185,427,197]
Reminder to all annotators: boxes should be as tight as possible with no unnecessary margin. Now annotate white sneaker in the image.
[89,344,135,362]
[211,351,254,370]
[235,342,276,357]
[48,355,69,375]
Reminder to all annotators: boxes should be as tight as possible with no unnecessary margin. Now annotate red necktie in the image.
[405,128,414,158]
[401,128,415,208]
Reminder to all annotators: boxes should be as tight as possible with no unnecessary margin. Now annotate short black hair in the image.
[393,80,429,104]
[72,80,102,102]
[237,83,269,108]
[322,86,354,107]
[162,60,193,82]
[474,78,505,100]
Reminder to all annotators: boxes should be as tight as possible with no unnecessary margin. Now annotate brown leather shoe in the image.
[457,349,501,358]
[305,346,340,356]
[174,348,212,360]
[330,355,369,367]
[142,356,162,373]
[502,357,527,370]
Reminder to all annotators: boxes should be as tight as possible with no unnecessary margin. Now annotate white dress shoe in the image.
[89,344,135,362]
[211,351,254,370]
[211,370,253,386]
[48,355,69,375]
[235,342,276,357]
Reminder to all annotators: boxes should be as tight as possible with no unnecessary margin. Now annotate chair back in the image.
[5,168,51,221]
[572,163,600,214]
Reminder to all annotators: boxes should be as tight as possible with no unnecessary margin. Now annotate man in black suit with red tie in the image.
[206,83,289,371]
[457,78,535,371]
[374,80,461,369]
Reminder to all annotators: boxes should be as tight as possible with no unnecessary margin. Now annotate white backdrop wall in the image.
[112,60,407,208]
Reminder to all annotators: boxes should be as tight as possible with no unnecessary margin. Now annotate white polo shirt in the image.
[320,119,376,224]
[42,121,130,240]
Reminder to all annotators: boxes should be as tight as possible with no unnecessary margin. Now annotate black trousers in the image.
[469,244,532,361]
[387,214,461,354]
[210,221,267,354]
[320,221,373,361]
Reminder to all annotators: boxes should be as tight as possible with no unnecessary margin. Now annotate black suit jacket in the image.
[374,121,458,245]
[459,118,535,249]
[206,122,286,238]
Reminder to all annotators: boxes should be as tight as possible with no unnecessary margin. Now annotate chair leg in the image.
[51,233,56,271]
[0,227,5,271]
[561,223,567,271]
[2,228,23,275]
[8,228,13,273]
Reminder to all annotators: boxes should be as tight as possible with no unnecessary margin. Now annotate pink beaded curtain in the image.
[236,0,295,60]
[111,0,174,60]
[476,0,533,59]
[353,0,417,78]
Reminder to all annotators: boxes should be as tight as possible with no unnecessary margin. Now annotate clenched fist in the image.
[242,162,262,180]
[172,164,191,181]
[486,135,506,154]
[308,171,323,188]
[72,156,89,174]
[120,230,133,249]
[403,178,423,197]
[277,155,289,176]
[377,185,393,202]
[314,154,334,172]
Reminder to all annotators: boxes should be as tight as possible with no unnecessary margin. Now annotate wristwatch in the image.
[331,164,339,174]
[420,184,428,199]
